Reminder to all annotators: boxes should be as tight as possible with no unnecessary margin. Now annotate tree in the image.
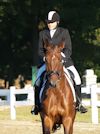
[0,0,100,82]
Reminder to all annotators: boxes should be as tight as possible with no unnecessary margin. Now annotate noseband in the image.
[47,70,60,77]
[46,70,61,87]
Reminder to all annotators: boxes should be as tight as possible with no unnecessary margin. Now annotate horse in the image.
[40,41,76,134]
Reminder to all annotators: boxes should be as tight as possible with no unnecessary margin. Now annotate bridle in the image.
[46,66,63,88]
[46,70,60,77]
[45,46,64,87]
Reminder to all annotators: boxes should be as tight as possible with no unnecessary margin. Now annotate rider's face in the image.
[47,21,58,30]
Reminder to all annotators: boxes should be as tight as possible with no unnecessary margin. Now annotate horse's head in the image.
[44,40,64,87]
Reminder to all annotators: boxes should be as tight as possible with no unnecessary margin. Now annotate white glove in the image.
[43,57,45,61]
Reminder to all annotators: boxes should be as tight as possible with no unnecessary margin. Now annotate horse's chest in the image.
[46,91,64,107]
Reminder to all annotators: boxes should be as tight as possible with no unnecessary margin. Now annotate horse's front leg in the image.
[63,117,74,134]
[42,116,53,134]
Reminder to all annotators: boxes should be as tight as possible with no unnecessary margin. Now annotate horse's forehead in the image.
[51,50,60,57]
[50,50,58,57]
[46,47,60,59]
[53,48,60,54]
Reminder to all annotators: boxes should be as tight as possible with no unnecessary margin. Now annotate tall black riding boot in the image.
[75,85,87,113]
[31,85,40,115]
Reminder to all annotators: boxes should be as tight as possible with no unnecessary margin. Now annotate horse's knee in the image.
[63,118,73,134]
[44,116,53,131]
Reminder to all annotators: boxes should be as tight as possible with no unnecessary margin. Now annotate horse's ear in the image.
[59,41,65,50]
[44,39,52,51]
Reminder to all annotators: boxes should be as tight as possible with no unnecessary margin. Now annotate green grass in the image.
[75,107,92,122]
[0,106,100,123]
[0,106,40,122]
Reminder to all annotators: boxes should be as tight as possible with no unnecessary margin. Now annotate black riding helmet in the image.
[46,11,60,23]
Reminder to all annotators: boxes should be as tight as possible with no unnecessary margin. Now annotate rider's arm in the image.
[38,31,45,58]
[63,29,72,59]
[38,31,45,66]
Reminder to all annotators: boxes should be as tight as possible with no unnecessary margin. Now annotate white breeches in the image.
[67,65,81,85]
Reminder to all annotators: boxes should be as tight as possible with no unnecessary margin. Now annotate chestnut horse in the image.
[40,41,76,134]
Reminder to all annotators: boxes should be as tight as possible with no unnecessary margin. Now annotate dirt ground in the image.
[0,120,100,134]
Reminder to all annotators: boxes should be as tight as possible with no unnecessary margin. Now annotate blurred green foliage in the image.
[0,0,100,82]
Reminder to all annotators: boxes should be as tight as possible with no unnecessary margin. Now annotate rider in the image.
[31,10,87,115]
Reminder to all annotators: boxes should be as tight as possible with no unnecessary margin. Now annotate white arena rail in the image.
[0,85,100,123]
[91,85,100,124]
[10,86,34,120]
[81,86,91,106]
[0,89,10,105]
[0,86,34,120]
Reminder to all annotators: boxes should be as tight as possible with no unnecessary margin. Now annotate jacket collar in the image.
[46,27,60,39]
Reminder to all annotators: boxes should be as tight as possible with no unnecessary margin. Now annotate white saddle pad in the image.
[64,67,76,102]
